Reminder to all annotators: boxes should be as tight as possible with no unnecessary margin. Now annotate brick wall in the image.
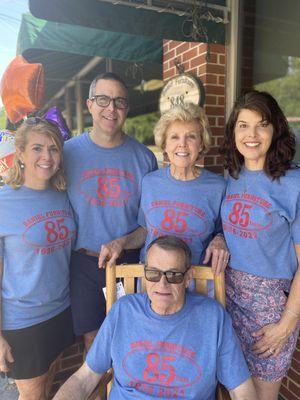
[163,39,226,174]
[49,337,84,398]
[280,338,300,400]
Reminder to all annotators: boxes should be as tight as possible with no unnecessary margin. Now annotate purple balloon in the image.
[43,106,71,141]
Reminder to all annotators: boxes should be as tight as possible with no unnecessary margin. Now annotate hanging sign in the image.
[159,73,205,114]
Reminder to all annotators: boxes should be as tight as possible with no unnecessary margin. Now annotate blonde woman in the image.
[0,118,75,400]
[138,103,229,273]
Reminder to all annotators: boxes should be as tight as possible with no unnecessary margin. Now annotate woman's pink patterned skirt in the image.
[225,266,299,382]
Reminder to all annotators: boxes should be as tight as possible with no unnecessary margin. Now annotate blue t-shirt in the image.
[138,167,225,263]
[221,167,300,279]
[64,133,157,252]
[0,185,76,329]
[86,292,249,399]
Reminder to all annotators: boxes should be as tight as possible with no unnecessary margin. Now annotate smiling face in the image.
[17,131,61,190]
[87,78,128,146]
[145,244,193,316]
[234,109,274,170]
[164,120,203,179]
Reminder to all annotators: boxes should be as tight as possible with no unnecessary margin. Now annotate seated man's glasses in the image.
[144,266,188,284]
[90,95,128,110]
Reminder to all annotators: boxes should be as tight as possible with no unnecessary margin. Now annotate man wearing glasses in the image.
[64,72,157,349]
[54,236,257,400]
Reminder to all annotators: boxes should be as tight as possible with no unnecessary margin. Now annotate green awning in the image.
[29,0,226,44]
[17,13,162,63]
[16,13,162,116]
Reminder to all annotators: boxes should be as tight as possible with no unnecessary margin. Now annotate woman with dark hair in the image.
[220,90,300,400]
[0,118,75,400]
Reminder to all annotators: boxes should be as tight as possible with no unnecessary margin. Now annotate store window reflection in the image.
[255,57,300,165]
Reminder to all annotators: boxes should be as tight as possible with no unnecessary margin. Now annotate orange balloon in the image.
[0,55,45,123]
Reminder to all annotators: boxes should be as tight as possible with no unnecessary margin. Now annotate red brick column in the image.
[163,39,226,173]
[49,338,84,397]
[280,337,300,400]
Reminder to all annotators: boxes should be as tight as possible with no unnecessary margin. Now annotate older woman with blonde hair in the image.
[138,103,229,273]
[0,117,75,400]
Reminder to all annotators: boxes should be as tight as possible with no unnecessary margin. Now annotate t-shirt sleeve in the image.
[86,303,118,374]
[291,193,300,244]
[217,310,250,390]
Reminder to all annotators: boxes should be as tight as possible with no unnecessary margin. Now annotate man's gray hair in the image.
[88,72,128,98]
[146,235,192,270]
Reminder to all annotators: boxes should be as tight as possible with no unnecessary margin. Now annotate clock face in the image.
[159,73,204,114]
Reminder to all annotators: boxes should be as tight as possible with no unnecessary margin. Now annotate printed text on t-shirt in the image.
[22,210,75,255]
[124,340,201,397]
[77,168,138,207]
[146,200,207,244]
[223,192,273,239]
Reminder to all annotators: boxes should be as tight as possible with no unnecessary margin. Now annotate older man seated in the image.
[54,236,257,400]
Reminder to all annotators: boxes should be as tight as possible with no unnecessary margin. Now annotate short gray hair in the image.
[154,103,211,155]
[88,72,128,98]
[146,235,192,270]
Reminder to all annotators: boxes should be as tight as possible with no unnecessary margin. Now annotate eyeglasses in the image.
[89,95,128,110]
[144,266,188,284]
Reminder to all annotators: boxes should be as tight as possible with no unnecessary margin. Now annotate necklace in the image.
[242,170,263,194]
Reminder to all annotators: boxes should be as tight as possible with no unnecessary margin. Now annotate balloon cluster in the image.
[0,56,72,177]
[0,55,44,124]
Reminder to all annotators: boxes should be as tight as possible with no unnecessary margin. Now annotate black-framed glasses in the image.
[90,95,128,110]
[144,266,188,284]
